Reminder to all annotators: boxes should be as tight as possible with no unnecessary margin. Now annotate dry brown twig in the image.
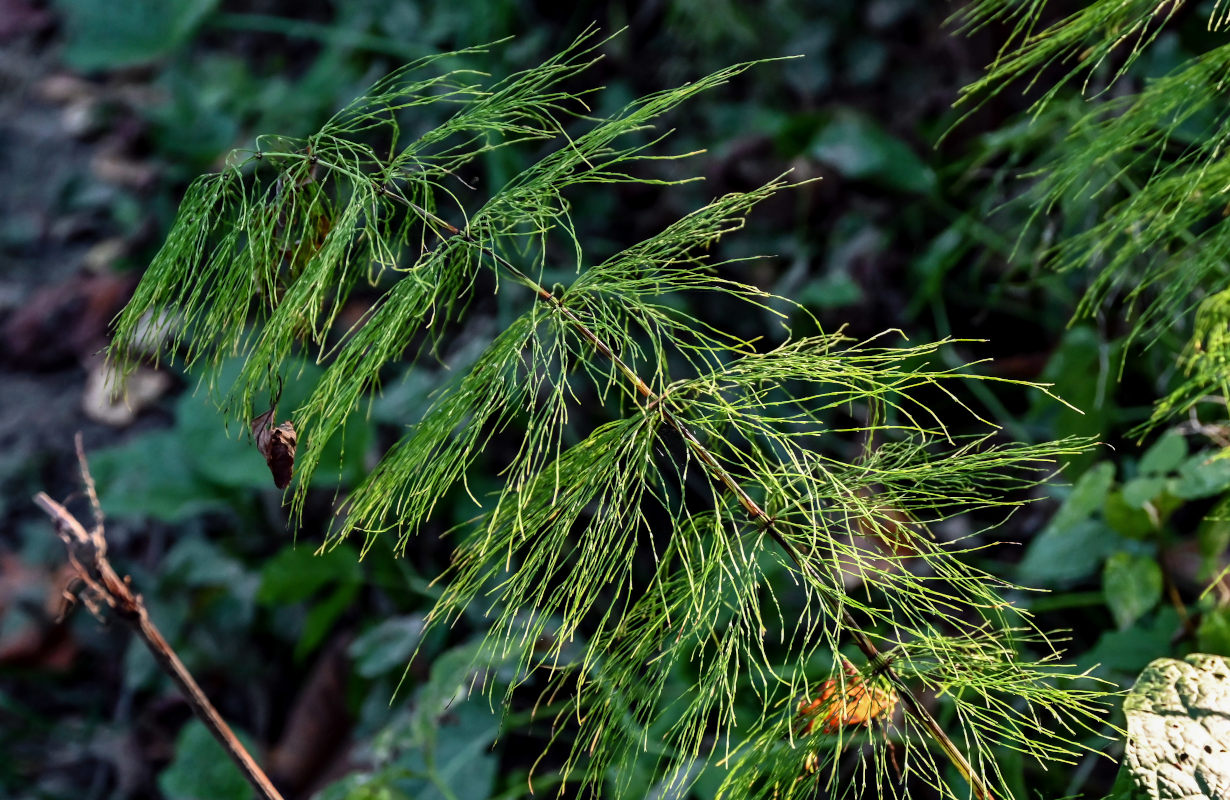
[33,433,285,800]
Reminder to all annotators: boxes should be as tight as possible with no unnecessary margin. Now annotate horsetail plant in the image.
[111,29,1111,800]
[954,0,1230,434]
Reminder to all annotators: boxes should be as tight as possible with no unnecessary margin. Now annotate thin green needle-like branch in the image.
[109,37,1112,799]
[376,153,1027,798]
[954,1,1230,434]
[394,192,997,800]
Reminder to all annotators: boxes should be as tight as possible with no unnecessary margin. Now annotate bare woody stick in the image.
[33,433,285,800]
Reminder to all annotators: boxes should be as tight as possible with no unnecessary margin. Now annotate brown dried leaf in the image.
[251,406,297,489]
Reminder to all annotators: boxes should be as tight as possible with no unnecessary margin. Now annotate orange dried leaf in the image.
[797,672,897,735]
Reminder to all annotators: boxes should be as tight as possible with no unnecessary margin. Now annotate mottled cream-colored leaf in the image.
[1124,654,1230,800]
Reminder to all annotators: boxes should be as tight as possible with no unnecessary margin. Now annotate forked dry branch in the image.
[33,434,285,800]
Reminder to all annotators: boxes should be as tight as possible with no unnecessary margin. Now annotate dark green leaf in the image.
[178,390,282,490]
[297,582,359,661]
[158,720,256,800]
[1018,518,1123,586]
[1139,433,1187,476]
[1172,451,1230,499]
[350,616,426,679]
[795,272,863,309]
[416,704,498,800]
[1103,491,1155,539]
[808,110,936,194]
[1078,608,1177,674]
[89,432,235,522]
[1030,328,1118,460]
[906,226,966,317]
[1052,461,1116,531]
[1120,477,1167,510]
[1102,552,1162,630]
[1197,607,1230,656]
[315,773,412,800]
[183,358,372,491]
[258,543,361,604]
[162,536,247,588]
[1198,503,1230,571]
[58,0,219,70]
[259,543,361,659]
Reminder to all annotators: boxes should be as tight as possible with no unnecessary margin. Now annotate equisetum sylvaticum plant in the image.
[110,29,1111,800]
[956,0,1230,436]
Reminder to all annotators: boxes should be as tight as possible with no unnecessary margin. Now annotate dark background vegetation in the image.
[2,1,1227,799]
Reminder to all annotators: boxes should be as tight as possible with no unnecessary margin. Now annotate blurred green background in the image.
[2,1,1227,799]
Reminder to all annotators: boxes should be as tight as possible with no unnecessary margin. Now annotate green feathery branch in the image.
[954,0,1230,432]
[399,185,1002,797]
[377,172,1027,794]
[112,30,1111,800]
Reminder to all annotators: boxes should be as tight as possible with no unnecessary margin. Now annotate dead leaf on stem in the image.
[251,404,297,489]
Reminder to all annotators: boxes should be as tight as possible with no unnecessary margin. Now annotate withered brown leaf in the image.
[251,405,297,489]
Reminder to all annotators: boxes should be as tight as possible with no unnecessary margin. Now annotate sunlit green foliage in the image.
[956,0,1230,431]
[113,29,1111,799]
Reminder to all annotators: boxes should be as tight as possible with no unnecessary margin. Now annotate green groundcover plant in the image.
[109,27,1121,800]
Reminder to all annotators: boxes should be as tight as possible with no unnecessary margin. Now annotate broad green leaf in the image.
[362,704,499,800]
[158,719,257,800]
[183,360,372,491]
[648,758,704,800]
[1031,328,1118,459]
[257,543,362,605]
[1019,517,1122,586]
[1103,552,1163,630]
[412,704,498,800]
[795,271,863,309]
[1139,433,1188,476]
[1173,452,1230,499]
[350,616,426,679]
[412,639,492,739]
[906,226,966,317]
[1079,609,1178,675]
[160,536,258,632]
[1123,654,1230,800]
[1197,608,1230,657]
[1052,461,1116,531]
[177,390,273,490]
[1104,491,1155,539]
[322,684,501,800]
[297,582,359,661]
[1198,504,1230,571]
[1121,477,1167,510]
[259,543,362,659]
[808,110,936,194]
[89,431,236,522]
[57,0,219,70]
[315,774,411,800]
[162,536,247,588]
[146,57,244,169]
